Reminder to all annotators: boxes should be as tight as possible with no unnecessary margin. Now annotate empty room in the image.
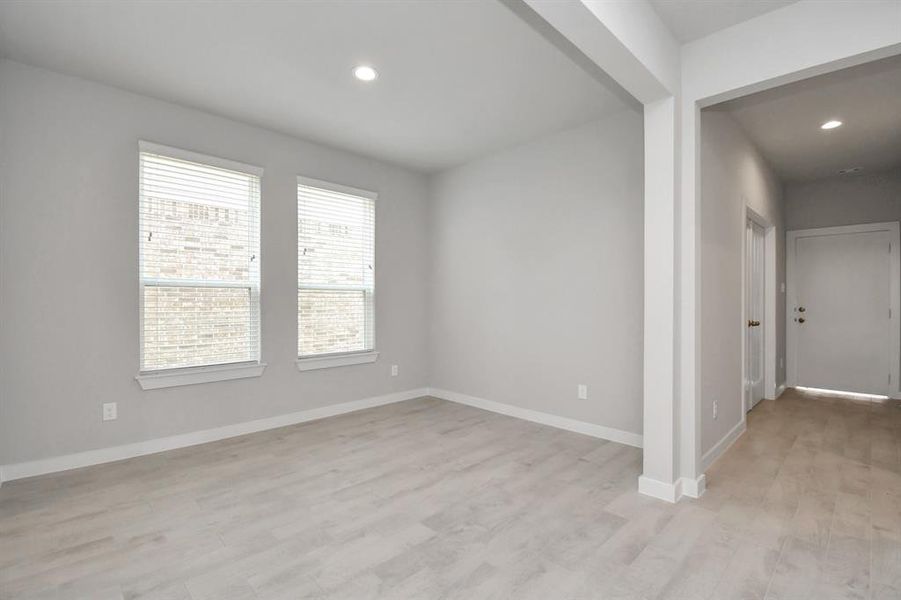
[0,1,900,599]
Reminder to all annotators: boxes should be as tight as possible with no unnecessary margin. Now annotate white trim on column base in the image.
[638,475,681,503]
[427,388,642,448]
[639,420,747,503]
[680,474,706,498]
[0,388,429,483]
[638,473,706,503]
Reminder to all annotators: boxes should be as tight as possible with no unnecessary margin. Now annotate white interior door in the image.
[746,219,765,411]
[788,223,900,396]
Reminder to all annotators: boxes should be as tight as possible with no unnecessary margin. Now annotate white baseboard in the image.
[427,388,642,448]
[0,387,429,483]
[680,473,706,499]
[638,475,681,503]
[700,418,747,472]
[2,387,644,484]
[637,473,706,503]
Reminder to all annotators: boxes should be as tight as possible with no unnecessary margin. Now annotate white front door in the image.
[788,223,900,396]
[746,219,765,411]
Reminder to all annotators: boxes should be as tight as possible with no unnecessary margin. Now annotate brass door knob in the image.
[748,320,761,327]
[798,306,806,312]
[798,317,806,323]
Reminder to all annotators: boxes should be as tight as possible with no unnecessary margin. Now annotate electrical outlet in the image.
[781,282,786,293]
[577,384,588,400]
[102,402,117,422]
[391,364,398,377]
[713,401,718,420]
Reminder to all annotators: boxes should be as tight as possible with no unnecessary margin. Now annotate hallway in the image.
[699,388,901,599]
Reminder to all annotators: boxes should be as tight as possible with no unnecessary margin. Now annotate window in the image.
[297,177,376,368]
[137,142,263,388]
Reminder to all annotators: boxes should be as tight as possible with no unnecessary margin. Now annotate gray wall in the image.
[0,61,648,466]
[785,169,901,230]
[700,110,785,456]
[428,113,645,436]
[0,61,430,465]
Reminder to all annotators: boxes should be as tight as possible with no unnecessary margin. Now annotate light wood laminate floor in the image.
[1,390,900,599]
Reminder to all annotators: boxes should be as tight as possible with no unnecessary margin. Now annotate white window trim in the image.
[138,141,264,177]
[137,141,264,385]
[136,361,267,390]
[297,176,378,201]
[296,175,377,364]
[296,351,379,372]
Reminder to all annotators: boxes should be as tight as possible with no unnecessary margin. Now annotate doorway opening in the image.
[698,52,901,479]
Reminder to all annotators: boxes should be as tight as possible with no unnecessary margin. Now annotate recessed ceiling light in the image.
[353,65,378,82]
[821,120,842,130]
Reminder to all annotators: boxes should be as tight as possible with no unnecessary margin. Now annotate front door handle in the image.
[748,320,761,327]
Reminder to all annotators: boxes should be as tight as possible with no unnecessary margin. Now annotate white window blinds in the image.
[139,143,262,372]
[298,178,375,358]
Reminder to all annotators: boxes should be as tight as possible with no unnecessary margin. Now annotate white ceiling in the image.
[650,0,797,43]
[0,0,627,173]
[712,54,901,183]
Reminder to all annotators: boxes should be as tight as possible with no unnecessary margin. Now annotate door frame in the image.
[786,221,901,396]
[742,208,777,414]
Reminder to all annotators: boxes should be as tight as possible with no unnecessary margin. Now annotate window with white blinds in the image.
[297,177,375,358]
[139,142,262,372]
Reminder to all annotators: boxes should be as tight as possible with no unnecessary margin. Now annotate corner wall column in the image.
[639,95,682,502]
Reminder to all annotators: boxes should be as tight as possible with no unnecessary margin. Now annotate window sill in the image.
[136,362,266,390]
[296,351,379,372]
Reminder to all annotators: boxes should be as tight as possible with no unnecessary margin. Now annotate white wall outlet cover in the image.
[577,384,588,400]
[102,402,117,421]
[712,401,718,419]
[391,365,399,377]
